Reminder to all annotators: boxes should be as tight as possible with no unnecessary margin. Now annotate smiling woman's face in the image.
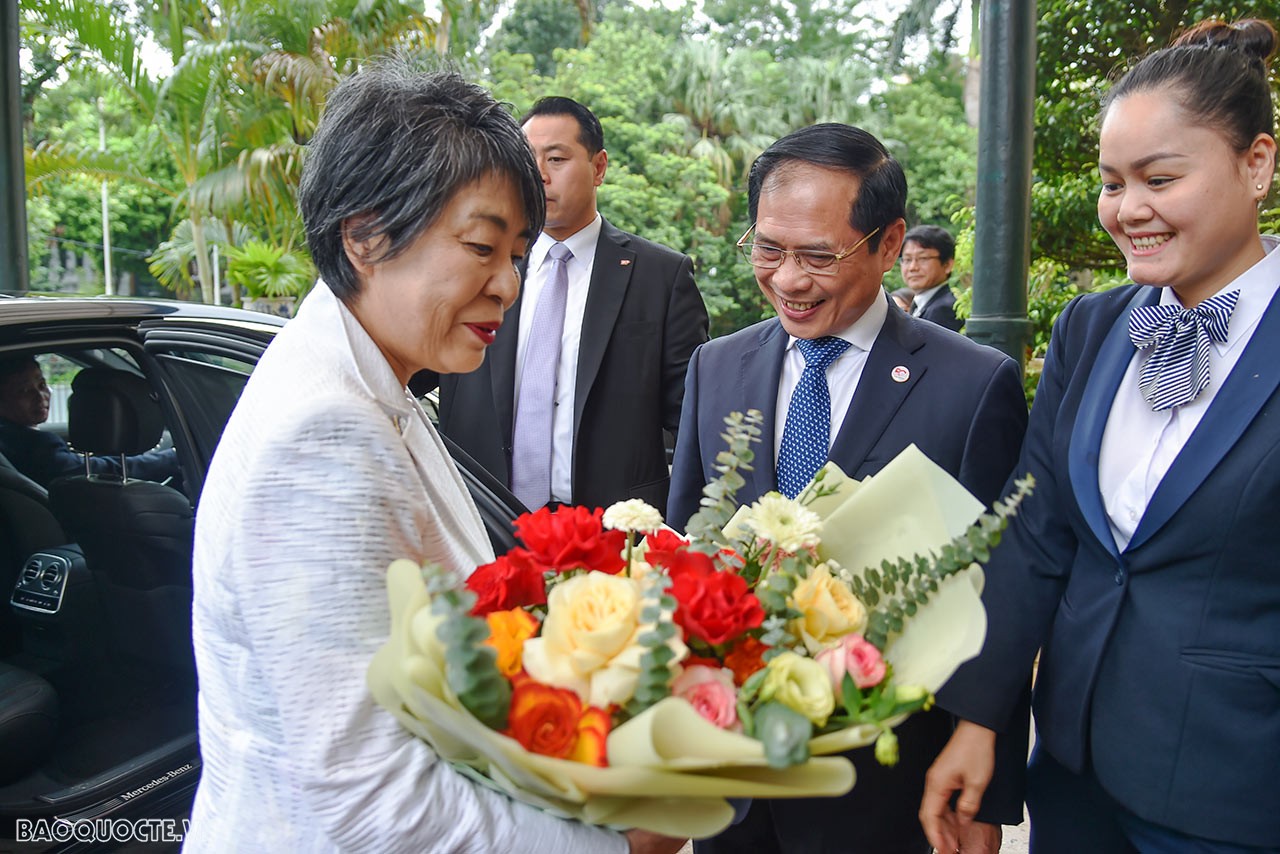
[1097,87,1275,306]
[345,173,530,384]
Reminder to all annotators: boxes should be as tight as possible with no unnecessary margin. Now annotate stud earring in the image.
[1258,183,1266,191]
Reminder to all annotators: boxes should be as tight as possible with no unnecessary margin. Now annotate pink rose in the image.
[671,665,740,731]
[816,634,886,690]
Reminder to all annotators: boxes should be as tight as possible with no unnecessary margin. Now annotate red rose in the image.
[649,544,717,579]
[466,548,548,616]
[669,567,765,646]
[641,528,689,568]
[514,506,627,575]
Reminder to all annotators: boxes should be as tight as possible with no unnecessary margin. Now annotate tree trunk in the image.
[190,210,215,303]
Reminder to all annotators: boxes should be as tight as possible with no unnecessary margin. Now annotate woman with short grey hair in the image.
[185,59,681,854]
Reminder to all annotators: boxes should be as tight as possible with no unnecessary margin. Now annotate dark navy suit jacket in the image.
[915,285,962,333]
[669,296,1030,849]
[939,284,1280,847]
[0,418,179,489]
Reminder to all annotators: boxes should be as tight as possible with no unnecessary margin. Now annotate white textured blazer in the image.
[185,283,624,853]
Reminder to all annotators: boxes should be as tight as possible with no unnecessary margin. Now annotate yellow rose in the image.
[789,564,867,654]
[522,571,685,708]
[758,652,835,727]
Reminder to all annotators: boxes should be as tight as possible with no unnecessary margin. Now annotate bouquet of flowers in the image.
[368,411,1031,838]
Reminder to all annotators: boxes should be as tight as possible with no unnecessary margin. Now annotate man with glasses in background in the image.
[667,123,1029,854]
[900,224,963,332]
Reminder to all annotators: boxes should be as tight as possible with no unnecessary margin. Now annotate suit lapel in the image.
[740,321,788,498]
[1067,287,1154,559]
[491,258,526,447]
[573,220,634,436]
[829,302,926,473]
[1129,283,1280,550]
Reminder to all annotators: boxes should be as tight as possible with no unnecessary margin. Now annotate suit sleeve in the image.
[939,298,1083,729]
[660,255,709,440]
[666,342,707,532]
[937,299,1091,827]
[947,351,1031,825]
[958,356,1029,507]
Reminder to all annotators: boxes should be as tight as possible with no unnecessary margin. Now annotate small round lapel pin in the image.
[891,365,910,383]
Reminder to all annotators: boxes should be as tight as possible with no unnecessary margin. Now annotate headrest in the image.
[67,369,165,456]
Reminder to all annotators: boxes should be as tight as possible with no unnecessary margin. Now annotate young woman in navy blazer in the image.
[922,18,1280,854]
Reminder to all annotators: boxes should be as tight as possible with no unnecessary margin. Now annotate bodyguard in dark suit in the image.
[668,124,1028,854]
[435,97,708,515]
[922,18,1280,854]
[901,224,962,332]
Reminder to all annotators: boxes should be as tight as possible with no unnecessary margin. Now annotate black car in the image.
[0,296,521,852]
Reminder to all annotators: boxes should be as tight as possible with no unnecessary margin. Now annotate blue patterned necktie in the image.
[777,336,851,499]
[1127,289,1239,412]
[511,242,573,509]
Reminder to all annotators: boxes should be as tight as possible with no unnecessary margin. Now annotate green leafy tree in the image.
[1033,0,1280,270]
[875,54,977,228]
[487,0,582,75]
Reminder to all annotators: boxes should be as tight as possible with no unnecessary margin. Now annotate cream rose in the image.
[789,563,868,654]
[522,571,684,708]
[758,651,835,727]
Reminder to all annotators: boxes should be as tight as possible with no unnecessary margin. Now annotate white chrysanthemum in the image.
[603,499,664,533]
[742,493,822,553]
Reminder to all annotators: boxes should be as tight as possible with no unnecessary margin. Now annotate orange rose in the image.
[505,679,611,767]
[484,609,540,677]
[573,705,611,766]
[725,636,770,686]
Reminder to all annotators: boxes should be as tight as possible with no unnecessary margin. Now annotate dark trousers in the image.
[1027,745,1280,854]
[693,710,949,854]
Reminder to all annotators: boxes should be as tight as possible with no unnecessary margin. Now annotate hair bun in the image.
[1173,18,1278,66]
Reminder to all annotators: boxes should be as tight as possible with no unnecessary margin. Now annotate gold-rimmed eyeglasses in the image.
[736,224,881,276]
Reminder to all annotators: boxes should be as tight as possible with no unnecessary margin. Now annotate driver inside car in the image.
[0,355,182,489]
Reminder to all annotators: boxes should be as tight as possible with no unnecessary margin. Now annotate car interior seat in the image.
[0,452,68,653]
[47,368,194,670]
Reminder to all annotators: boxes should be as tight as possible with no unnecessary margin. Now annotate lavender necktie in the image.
[511,242,572,509]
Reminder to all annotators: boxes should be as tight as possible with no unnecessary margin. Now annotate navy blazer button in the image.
[1114,571,1124,585]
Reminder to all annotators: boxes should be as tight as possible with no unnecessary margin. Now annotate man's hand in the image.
[957,820,1001,853]
[920,720,997,853]
[625,829,688,854]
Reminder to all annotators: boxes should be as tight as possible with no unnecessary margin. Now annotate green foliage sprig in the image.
[684,409,764,553]
[853,475,1036,649]
[624,575,681,719]
[424,567,512,731]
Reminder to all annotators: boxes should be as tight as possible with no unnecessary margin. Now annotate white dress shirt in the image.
[773,291,889,465]
[186,283,624,853]
[1099,235,1280,551]
[514,215,603,504]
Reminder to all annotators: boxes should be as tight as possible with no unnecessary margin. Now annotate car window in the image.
[153,351,254,485]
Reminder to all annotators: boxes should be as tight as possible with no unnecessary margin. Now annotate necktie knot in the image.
[547,242,573,265]
[1126,289,1239,411]
[795,336,851,372]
